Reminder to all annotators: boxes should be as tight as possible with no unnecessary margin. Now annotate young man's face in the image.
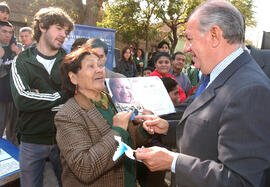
[20,31,33,47]
[172,54,186,72]
[0,11,9,22]
[41,24,69,51]
[0,25,12,44]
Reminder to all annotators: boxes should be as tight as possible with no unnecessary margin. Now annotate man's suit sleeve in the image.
[10,56,66,112]
[174,84,270,187]
[160,120,179,147]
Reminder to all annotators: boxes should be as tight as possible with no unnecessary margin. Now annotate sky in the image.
[245,0,270,47]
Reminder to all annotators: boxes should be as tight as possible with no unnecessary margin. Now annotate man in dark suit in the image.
[135,0,270,186]
[247,45,270,78]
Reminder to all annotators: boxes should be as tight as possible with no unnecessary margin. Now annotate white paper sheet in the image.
[0,149,20,177]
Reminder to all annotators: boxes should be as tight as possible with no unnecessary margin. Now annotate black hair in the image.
[0,20,12,28]
[157,41,170,49]
[171,51,185,60]
[71,38,88,52]
[0,1,10,14]
[86,38,108,55]
[153,52,171,64]
[161,77,178,93]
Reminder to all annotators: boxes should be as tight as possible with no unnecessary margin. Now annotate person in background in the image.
[0,21,17,145]
[157,41,170,53]
[0,1,20,55]
[136,0,270,186]
[186,61,200,87]
[149,52,186,103]
[86,38,126,78]
[142,67,153,77]
[148,41,170,69]
[133,48,145,76]
[115,46,138,77]
[0,1,9,22]
[55,47,160,186]
[70,37,88,52]
[10,7,74,187]
[161,77,180,106]
[170,51,191,96]
[241,16,270,79]
[19,27,35,50]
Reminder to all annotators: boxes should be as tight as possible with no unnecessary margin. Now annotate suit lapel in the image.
[180,51,251,124]
[180,88,215,123]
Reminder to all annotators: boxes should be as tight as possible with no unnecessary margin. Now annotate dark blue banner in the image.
[63,24,116,70]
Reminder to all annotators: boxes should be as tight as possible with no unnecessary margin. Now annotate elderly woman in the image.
[149,52,186,103]
[55,47,153,187]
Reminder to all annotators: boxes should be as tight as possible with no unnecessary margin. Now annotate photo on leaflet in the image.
[105,77,175,116]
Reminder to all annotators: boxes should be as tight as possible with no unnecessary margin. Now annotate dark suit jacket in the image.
[248,45,270,78]
[165,51,270,187]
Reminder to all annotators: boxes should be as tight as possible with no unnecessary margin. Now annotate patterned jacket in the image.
[55,92,150,187]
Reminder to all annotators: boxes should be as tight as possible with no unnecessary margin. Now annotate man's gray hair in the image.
[19,27,33,34]
[194,0,244,44]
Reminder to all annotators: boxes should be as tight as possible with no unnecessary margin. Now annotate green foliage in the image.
[28,0,106,25]
[98,0,161,48]
[99,0,256,50]
[229,0,256,27]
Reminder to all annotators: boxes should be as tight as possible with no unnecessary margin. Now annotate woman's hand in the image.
[113,111,133,130]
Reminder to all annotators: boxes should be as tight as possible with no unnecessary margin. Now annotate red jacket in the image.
[149,70,187,103]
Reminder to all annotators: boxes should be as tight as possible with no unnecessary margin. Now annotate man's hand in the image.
[10,43,21,55]
[132,109,154,125]
[135,115,169,135]
[135,146,175,172]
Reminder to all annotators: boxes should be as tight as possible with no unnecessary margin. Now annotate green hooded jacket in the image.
[10,47,67,145]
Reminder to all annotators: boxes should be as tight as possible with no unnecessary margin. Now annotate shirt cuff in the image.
[171,152,180,173]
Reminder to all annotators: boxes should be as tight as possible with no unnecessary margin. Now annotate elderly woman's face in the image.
[70,54,105,93]
[155,56,171,75]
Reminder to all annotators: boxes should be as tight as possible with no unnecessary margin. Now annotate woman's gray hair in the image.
[194,0,244,44]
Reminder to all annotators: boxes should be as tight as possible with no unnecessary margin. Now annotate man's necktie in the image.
[194,75,210,100]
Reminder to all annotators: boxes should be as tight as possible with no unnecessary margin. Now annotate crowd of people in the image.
[1,0,270,187]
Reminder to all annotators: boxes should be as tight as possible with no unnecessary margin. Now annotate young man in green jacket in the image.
[10,7,74,187]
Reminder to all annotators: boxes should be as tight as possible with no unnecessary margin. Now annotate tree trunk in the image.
[82,0,98,26]
[145,24,149,66]
[171,25,178,53]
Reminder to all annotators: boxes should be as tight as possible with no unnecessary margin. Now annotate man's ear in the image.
[39,23,46,33]
[209,26,222,48]
[68,72,78,85]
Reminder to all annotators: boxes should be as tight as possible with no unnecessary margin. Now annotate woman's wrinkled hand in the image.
[113,111,133,130]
